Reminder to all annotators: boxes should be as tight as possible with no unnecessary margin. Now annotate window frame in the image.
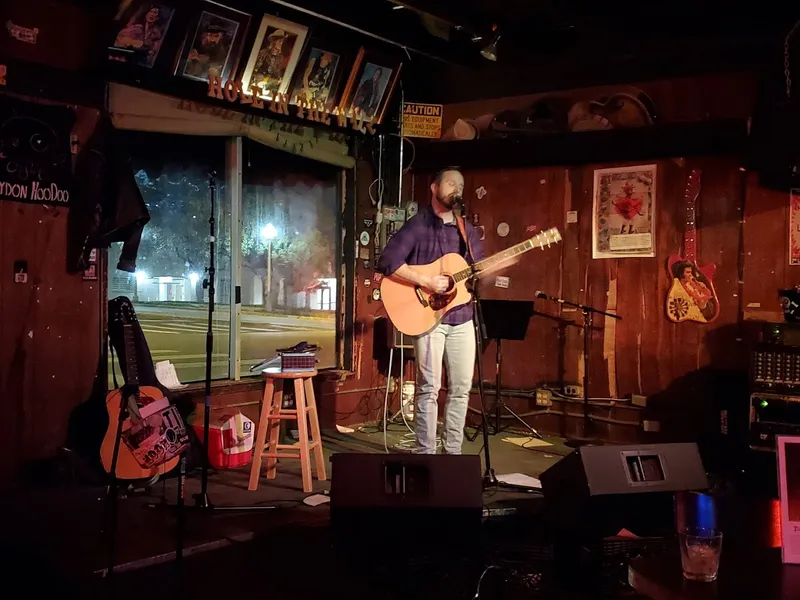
[223,135,352,381]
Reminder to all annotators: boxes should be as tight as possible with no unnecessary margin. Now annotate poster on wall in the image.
[108,1,176,68]
[240,15,309,100]
[592,164,657,259]
[174,3,251,84]
[0,96,75,206]
[790,189,800,266]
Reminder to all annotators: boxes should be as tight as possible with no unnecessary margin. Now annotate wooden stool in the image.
[248,370,327,493]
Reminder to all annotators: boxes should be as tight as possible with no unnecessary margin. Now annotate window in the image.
[108,131,230,384]
[107,131,341,385]
[240,139,339,376]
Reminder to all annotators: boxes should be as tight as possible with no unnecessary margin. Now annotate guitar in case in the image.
[100,297,189,480]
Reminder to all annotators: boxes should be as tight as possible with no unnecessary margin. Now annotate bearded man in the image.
[377,168,484,454]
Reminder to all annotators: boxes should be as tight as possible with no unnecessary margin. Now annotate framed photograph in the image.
[240,15,309,99]
[592,164,657,259]
[790,189,800,266]
[339,48,403,125]
[777,435,800,563]
[108,1,177,68]
[174,2,251,83]
[288,42,351,110]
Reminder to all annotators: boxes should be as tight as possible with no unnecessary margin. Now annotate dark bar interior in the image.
[3,1,800,598]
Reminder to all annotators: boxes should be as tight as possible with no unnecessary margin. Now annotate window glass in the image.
[240,139,339,375]
[108,131,230,384]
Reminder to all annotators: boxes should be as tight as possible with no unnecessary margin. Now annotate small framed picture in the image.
[240,14,309,99]
[174,1,251,83]
[288,42,351,110]
[778,435,800,563]
[108,1,177,68]
[339,48,403,125]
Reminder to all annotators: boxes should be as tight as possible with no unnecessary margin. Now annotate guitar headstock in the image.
[530,227,562,248]
[111,296,139,325]
[685,169,702,206]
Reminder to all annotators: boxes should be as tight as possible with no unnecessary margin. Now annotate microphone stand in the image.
[152,173,278,510]
[536,292,621,445]
[460,200,531,491]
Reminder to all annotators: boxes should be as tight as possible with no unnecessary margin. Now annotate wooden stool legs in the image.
[248,374,327,493]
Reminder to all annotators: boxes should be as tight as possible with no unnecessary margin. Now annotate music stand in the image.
[467,299,543,440]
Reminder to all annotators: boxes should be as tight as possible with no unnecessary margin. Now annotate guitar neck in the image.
[683,227,697,264]
[123,323,139,387]
[452,229,560,282]
[681,169,701,264]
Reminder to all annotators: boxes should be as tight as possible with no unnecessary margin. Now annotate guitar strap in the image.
[454,214,477,265]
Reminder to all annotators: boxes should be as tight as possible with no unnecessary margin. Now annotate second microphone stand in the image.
[537,292,621,445]
[461,210,538,492]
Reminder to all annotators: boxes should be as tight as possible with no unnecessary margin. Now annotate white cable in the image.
[473,565,500,599]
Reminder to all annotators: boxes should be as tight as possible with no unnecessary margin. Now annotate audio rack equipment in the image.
[749,322,800,450]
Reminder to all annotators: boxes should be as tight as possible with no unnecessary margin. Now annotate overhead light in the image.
[480,34,500,61]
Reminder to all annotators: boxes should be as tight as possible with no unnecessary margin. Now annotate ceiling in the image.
[269,1,800,102]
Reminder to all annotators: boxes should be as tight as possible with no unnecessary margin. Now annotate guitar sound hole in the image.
[429,276,457,311]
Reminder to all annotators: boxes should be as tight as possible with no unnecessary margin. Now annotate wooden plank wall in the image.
[0,106,102,476]
[330,70,800,444]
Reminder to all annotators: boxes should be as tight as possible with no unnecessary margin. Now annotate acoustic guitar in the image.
[665,169,720,324]
[381,227,562,336]
[100,302,182,480]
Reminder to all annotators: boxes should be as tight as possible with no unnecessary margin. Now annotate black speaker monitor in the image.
[539,443,708,539]
[330,453,482,554]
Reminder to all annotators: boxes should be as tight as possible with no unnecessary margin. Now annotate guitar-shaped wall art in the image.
[381,227,562,336]
[665,169,720,324]
[100,301,188,480]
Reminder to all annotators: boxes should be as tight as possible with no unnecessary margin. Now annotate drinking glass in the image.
[679,528,723,582]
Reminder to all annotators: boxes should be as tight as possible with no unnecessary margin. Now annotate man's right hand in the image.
[424,275,450,294]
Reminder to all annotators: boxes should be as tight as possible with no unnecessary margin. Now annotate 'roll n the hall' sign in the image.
[207,75,377,135]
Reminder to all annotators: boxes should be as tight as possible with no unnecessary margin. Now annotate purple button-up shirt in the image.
[377,205,485,326]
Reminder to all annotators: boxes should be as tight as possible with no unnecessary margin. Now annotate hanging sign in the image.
[207,75,377,135]
[0,96,75,206]
[401,103,443,139]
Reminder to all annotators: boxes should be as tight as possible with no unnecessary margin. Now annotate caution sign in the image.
[401,103,443,139]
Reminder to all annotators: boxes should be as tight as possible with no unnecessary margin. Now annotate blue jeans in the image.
[412,321,476,454]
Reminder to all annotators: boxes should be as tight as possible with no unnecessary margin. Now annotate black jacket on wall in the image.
[70,116,149,273]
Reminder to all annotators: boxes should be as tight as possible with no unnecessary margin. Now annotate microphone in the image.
[535,290,562,303]
[453,194,465,216]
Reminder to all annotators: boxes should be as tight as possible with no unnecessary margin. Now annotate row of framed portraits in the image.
[109,0,403,124]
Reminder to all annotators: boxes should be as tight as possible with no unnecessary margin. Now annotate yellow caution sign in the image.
[401,103,443,139]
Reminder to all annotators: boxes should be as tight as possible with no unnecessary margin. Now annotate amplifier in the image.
[750,344,800,394]
[749,392,800,451]
[374,316,414,352]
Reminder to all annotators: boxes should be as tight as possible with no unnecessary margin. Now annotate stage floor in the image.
[1,422,569,587]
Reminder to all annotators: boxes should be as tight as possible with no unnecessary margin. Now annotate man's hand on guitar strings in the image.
[425,274,449,294]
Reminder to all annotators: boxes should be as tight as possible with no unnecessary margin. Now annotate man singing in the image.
[377,168,484,454]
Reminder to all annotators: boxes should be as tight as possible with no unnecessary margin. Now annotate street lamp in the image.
[260,223,277,311]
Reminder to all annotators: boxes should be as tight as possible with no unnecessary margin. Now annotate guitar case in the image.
[107,296,204,472]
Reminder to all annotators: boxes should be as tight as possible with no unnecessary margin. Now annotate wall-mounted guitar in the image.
[381,227,563,336]
[665,168,720,324]
[100,301,188,480]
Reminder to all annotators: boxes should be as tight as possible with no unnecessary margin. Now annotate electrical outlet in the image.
[630,393,647,407]
[642,420,660,432]
[388,378,397,394]
[535,389,553,407]
[564,384,583,398]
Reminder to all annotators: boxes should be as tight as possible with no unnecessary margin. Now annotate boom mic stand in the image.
[534,291,621,445]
